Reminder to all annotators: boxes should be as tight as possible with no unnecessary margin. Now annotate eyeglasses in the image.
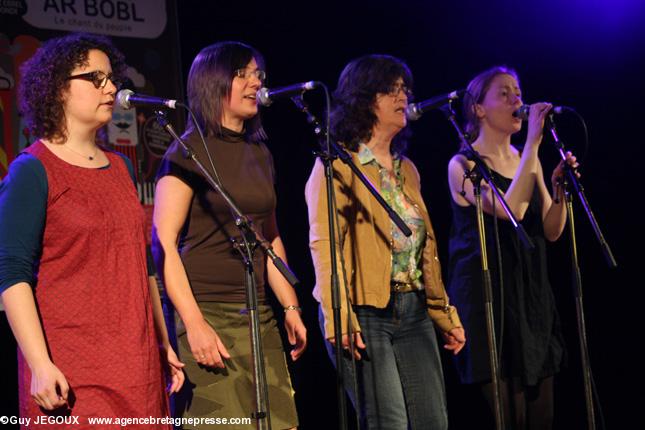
[385,83,412,98]
[66,71,121,89]
[233,68,266,82]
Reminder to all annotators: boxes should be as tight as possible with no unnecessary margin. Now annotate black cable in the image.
[590,368,607,430]
[178,103,224,187]
[570,107,605,430]
[490,182,505,361]
[567,108,590,163]
[558,107,605,430]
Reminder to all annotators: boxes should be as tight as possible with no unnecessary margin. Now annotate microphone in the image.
[116,89,179,110]
[513,104,571,120]
[406,89,465,121]
[256,81,318,107]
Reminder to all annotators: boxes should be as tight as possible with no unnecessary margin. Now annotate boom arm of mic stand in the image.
[332,143,412,237]
[290,96,412,237]
[154,110,301,286]
[441,104,534,250]
[546,114,617,268]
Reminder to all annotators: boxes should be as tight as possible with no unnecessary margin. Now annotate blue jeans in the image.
[319,290,448,430]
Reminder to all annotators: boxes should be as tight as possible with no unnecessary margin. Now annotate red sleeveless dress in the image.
[18,141,170,429]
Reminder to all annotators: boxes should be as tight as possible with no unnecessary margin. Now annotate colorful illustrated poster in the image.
[0,0,184,195]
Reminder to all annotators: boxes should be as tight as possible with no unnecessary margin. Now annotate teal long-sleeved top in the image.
[0,151,153,295]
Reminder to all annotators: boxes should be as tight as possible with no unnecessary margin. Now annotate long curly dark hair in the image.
[186,41,266,142]
[330,54,413,155]
[18,32,126,142]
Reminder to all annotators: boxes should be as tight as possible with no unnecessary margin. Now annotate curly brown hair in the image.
[18,32,126,142]
[330,54,413,155]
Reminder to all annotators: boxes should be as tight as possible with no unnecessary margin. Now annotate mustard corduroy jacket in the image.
[305,153,462,339]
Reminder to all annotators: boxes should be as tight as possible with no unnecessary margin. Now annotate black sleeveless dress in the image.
[447,166,564,386]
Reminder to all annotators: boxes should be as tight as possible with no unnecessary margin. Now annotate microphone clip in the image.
[290,95,324,137]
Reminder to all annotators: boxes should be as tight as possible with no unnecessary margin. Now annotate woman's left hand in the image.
[442,327,466,355]
[551,151,580,189]
[284,310,307,361]
[163,344,185,394]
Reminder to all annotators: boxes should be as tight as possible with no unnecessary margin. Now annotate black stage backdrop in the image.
[172,1,644,429]
[2,0,644,429]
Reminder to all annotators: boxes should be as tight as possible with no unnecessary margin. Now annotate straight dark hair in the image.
[186,41,266,142]
[330,54,413,155]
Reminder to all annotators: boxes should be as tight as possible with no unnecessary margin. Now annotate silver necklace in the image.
[63,144,99,161]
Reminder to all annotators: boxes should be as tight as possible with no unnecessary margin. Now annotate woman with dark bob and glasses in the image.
[446,66,578,429]
[0,33,184,425]
[305,54,466,429]
[153,41,306,429]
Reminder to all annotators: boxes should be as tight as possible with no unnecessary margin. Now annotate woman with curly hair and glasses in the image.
[0,33,183,426]
[305,54,465,429]
[153,41,305,429]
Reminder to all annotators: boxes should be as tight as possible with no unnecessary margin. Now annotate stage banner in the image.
[0,0,184,202]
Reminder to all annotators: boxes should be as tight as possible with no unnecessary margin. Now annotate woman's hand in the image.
[162,344,185,393]
[330,332,366,361]
[186,319,231,368]
[284,310,307,361]
[442,327,466,355]
[525,102,553,147]
[551,150,580,190]
[30,361,69,410]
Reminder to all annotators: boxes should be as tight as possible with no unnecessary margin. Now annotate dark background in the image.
[2,0,644,428]
[174,1,642,429]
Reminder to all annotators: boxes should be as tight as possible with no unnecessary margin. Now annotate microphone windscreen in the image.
[513,105,530,120]
[256,87,272,107]
[405,104,421,121]
[116,89,134,109]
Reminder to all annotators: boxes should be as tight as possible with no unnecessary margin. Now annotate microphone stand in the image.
[440,101,536,430]
[546,114,616,430]
[290,90,411,430]
[292,93,412,237]
[154,110,300,430]
[546,115,616,268]
[291,92,350,430]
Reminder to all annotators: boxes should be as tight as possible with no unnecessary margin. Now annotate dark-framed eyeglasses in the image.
[233,68,266,82]
[386,83,413,98]
[66,71,121,89]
